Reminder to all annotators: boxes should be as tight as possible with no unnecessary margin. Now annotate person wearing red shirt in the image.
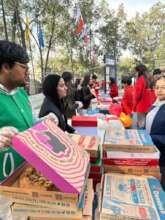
[121,76,133,115]
[109,77,118,98]
[133,64,151,128]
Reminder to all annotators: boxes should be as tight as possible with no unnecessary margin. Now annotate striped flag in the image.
[25,17,30,43]
[76,16,85,34]
[74,4,85,35]
[38,28,44,48]
[73,4,81,23]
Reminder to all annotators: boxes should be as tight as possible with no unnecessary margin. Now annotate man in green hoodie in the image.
[0,40,56,183]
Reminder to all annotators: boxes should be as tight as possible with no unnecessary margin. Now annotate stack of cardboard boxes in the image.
[96,173,165,220]
[103,128,160,179]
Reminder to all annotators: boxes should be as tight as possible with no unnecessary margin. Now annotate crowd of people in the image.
[0,40,165,189]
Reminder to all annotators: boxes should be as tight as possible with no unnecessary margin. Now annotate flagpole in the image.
[89,27,93,73]
[29,39,37,94]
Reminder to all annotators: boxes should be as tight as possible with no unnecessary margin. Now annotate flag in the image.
[75,16,85,34]
[38,28,44,48]
[25,17,30,42]
[73,4,81,23]
[73,4,85,35]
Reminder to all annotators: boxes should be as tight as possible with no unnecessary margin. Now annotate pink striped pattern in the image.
[12,119,89,193]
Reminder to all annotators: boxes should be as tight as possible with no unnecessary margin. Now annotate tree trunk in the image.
[44,18,56,75]
[1,0,8,40]
[17,10,26,50]
[66,41,74,73]
[11,11,17,42]
[30,29,44,83]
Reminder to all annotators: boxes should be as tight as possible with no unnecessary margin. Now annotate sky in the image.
[107,0,165,57]
[108,0,165,18]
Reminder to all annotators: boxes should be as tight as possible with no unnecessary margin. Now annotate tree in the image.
[125,2,165,69]
[99,4,127,62]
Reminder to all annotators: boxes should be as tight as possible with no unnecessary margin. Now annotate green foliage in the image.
[1,0,165,82]
[118,57,135,76]
[125,2,165,69]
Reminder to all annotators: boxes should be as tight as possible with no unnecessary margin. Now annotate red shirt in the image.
[121,85,133,115]
[133,75,151,113]
[94,81,99,97]
[109,83,118,98]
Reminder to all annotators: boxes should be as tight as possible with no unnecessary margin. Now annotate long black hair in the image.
[75,78,81,89]
[82,74,91,87]
[110,77,116,85]
[135,64,149,87]
[42,74,64,112]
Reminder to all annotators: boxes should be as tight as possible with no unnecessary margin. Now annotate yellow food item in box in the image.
[19,166,58,191]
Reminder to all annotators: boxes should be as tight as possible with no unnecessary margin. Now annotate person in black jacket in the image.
[39,74,75,133]
[62,71,83,118]
[80,74,96,109]
[146,76,165,190]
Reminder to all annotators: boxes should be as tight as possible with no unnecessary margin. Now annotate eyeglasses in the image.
[15,62,29,71]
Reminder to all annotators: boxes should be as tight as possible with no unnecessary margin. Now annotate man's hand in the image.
[45,113,59,125]
[0,127,18,149]
[75,101,83,109]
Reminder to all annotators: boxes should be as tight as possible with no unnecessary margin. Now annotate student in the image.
[75,78,83,91]
[146,76,165,190]
[0,39,57,179]
[149,69,162,105]
[80,74,96,109]
[62,71,82,118]
[133,64,151,128]
[0,40,33,149]
[39,74,75,133]
[121,76,133,115]
[109,77,118,98]
[153,68,162,82]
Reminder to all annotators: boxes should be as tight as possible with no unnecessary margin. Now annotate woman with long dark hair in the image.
[39,74,75,133]
[80,74,96,109]
[133,64,151,128]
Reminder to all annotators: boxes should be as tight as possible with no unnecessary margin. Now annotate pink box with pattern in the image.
[12,119,89,194]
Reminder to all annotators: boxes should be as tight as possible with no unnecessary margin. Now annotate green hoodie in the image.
[0,87,34,183]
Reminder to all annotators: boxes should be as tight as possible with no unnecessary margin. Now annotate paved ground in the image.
[29,93,44,118]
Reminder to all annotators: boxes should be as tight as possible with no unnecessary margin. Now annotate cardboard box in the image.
[104,148,160,159]
[70,134,99,158]
[104,165,160,179]
[100,173,165,220]
[12,203,82,219]
[72,116,97,127]
[0,185,78,207]
[103,129,157,153]
[103,158,159,166]
[12,119,89,194]
[83,179,94,216]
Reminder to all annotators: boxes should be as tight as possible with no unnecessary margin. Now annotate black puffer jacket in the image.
[39,97,75,133]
